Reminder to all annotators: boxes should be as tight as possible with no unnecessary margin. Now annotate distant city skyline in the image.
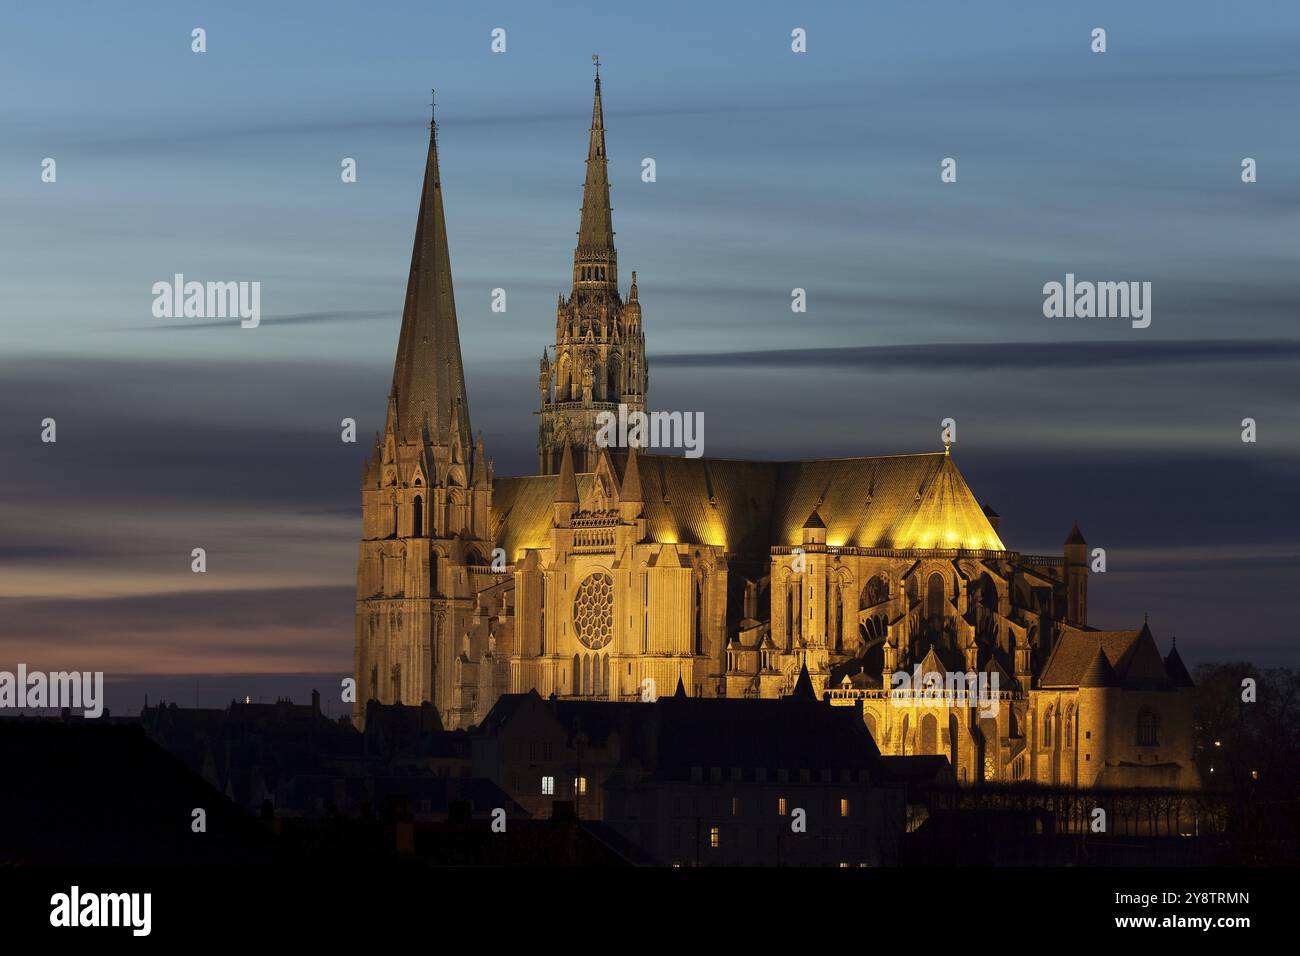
[3,1,1298,712]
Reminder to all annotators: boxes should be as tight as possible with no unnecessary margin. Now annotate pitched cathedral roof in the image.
[387,96,472,452]
[491,450,1005,560]
[1039,621,1183,689]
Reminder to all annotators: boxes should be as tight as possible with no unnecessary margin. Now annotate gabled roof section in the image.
[771,453,1003,550]
[1122,622,1176,687]
[1040,623,1176,689]
[1079,645,1117,687]
[803,509,827,530]
[790,663,817,701]
[1164,642,1195,688]
[896,455,1005,550]
[918,645,948,677]
[492,450,1005,558]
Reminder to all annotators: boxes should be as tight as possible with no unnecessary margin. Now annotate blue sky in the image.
[2,1,1298,706]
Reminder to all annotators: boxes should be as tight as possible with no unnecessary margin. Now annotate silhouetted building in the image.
[140,695,516,823]
[473,671,905,865]
[0,720,281,866]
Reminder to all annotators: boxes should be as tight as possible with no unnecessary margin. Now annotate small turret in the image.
[624,271,641,327]
[553,441,579,527]
[1164,638,1195,688]
[1079,644,1116,687]
[1013,632,1033,685]
[471,431,487,488]
[619,446,643,522]
[801,508,827,546]
[1064,522,1088,625]
[790,663,817,702]
[1077,642,1114,785]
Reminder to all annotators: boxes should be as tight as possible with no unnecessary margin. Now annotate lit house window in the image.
[709,827,720,848]
[731,797,741,816]
[574,776,588,796]
[840,798,850,818]
[777,797,788,815]
[541,776,554,795]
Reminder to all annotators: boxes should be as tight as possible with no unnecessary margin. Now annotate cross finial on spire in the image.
[429,88,437,137]
[592,53,600,79]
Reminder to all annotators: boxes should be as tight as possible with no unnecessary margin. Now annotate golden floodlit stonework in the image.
[353,73,1198,790]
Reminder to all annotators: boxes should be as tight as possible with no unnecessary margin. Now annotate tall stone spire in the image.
[572,61,616,292]
[538,63,648,475]
[389,91,471,451]
[356,92,496,733]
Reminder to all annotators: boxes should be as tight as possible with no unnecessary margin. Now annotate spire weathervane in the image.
[429,88,437,135]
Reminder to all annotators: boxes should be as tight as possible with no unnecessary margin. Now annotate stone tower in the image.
[354,99,495,730]
[537,65,648,474]
[1064,522,1089,626]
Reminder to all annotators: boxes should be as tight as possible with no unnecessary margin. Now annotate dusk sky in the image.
[3,1,1298,711]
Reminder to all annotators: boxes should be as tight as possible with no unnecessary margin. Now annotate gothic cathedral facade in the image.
[353,71,1198,789]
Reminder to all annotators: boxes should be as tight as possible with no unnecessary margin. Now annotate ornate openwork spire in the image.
[573,60,616,291]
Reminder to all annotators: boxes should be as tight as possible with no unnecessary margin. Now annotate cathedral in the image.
[352,70,1199,789]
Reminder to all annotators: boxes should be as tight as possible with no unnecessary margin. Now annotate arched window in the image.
[927,572,946,620]
[920,714,938,755]
[572,654,581,694]
[1137,708,1159,746]
[412,496,423,537]
[607,357,621,398]
[1043,708,1053,747]
[582,654,592,697]
[862,574,889,609]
